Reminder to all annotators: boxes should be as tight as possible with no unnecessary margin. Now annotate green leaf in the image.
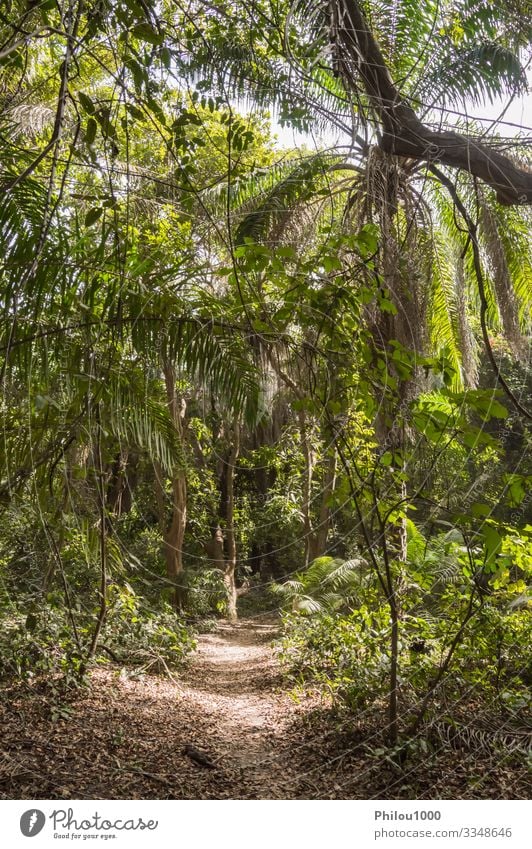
[354,224,379,257]
[322,255,342,273]
[78,92,96,114]
[122,0,146,16]
[482,525,502,566]
[504,474,529,507]
[125,102,145,121]
[378,296,397,315]
[85,117,97,146]
[85,207,103,227]
[131,23,163,45]
[125,58,146,91]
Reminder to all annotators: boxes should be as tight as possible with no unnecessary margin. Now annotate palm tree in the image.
[0,0,529,718]
[170,0,531,741]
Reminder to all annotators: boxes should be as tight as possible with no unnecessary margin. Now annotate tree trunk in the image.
[308,441,337,562]
[249,417,278,576]
[153,362,187,611]
[81,406,108,678]
[355,144,410,742]
[265,348,317,568]
[336,0,532,206]
[106,449,137,516]
[388,596,400,746]
[221,421,240,621]
[298,409,316,566]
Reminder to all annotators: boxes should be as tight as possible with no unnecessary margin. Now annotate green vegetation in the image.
[0,0,530,788]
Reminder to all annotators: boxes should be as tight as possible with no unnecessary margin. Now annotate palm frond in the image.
[234,153,342,246]
[106,373,186,475]
[292,595,323,614]
[273,555,369,614]
[420,41,528,107]
[478,192,529,362]
[320,556,367,590]
[428,227,463,387]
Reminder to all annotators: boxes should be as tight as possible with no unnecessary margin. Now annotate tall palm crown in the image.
[177,0,531,388]
[0,0,530,472]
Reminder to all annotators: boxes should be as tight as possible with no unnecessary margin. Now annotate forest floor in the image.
[0,617,529,799]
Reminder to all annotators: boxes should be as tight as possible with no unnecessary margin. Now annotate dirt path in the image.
[2,618,528,799]
[179,617,302,797]
[0,617,320,800]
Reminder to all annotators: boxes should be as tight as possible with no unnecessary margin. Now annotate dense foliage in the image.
[0,0,530,763]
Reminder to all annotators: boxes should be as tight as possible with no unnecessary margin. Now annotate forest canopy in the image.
[0,0,530,800]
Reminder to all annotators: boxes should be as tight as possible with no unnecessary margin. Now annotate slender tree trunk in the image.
[165,473,187,611]
[380,427,406,746]
[107,449,129,516]
[308,441,337,562]
[81,406,108,677]
[205,525,225,588]
[380,505,401,746]
[265,349,317,568]
[360,148,409,743]
[107,450,137,517]
[388,598,399,746]
[153,362,187,611]
[250,418,277,576]
[298,409,315,566]
[222,421,240,621]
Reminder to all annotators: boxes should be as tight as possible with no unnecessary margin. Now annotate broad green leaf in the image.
[85,207,103,227]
